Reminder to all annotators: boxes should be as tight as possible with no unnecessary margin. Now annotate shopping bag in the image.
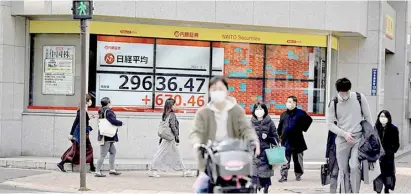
[158,116,174,141]
[98,110,118,138]
[265,144,286,165]
[321,161,330,186]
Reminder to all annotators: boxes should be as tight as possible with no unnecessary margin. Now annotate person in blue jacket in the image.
[326,130,339,193]
[58,94,95,172]
[94,97,124,177]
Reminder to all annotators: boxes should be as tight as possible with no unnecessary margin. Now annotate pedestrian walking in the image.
[326,78,373,193]
[57,94,96,172]
[325,130,338,193]
[373,110,400,193]
[189,76,260,192]
[94,97,123,177]
[148,98,193,178]
[277,96,312,182]
[251,103,279,193]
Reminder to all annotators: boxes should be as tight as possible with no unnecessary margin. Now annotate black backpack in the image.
[331,92,384,162]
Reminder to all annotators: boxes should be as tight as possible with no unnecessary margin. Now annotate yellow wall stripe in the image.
[29,20,338,50]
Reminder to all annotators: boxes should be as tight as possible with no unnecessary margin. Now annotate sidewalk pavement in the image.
[0,157,324,172]
[2,167,411,193]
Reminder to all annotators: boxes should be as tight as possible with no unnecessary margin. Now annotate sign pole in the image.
[79,18,88,191]
[72,0,93,191]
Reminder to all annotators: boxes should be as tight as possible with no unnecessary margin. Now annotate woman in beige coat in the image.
[189,76,260,173]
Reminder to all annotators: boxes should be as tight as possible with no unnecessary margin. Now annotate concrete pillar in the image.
[0,3,26,157]
[385,1,410,149]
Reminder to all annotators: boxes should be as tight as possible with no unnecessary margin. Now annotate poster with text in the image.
[42,46,75,95]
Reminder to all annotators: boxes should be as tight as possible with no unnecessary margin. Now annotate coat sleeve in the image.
[106,111,123,127]
[70,111,80,135]
[267,121,279,146]
[189,110,206,146]
[169,113,179,138]
[277,113,284,138]
[298,110,313,132]
[389,126,400,154]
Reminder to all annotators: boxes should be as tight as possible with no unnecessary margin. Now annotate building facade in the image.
[0,1,410,161]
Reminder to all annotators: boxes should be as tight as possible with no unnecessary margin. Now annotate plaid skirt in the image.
[61,135,94,164]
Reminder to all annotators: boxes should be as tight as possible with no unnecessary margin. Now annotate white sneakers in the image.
[148,170,160,178]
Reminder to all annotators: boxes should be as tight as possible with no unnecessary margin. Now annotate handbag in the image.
[158,116,175,141]
[321,160,330,186]
[98,109,118,138]
[265,139,286,165]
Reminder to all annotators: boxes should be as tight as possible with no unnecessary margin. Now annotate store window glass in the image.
[264,45,326,115]
[212,42,264,113]
[154,39,210,112]
[95,35,155,109]
[29,34,81,108]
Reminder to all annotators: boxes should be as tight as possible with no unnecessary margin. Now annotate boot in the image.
[57,162,66,172]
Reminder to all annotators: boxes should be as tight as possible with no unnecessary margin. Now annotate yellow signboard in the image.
[386,15,394,39]
[29,20,338,50]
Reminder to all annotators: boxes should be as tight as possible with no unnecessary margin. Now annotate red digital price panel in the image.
[265,45,312,79]
[227,79,263,114]
[264,80,309,113]
[213,42,264,78]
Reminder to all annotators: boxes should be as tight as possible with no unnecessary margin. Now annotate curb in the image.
[0,158,323,171]
[2,180,76,193]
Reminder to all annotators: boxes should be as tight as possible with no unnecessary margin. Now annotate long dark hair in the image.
[162,98,175,121]
[252,103,268,119]
[375,110,392,129]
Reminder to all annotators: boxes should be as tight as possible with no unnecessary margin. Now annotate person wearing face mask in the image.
[189,76,260,184]
[251,103,279,193]
[148,98,194,178]
[277,96,312,183]
[95,97,124,177]
[57,94,96,172]
[373,110,400,193]
[326,78,373,193]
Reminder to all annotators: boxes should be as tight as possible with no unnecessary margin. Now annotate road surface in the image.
[0,168,49,193]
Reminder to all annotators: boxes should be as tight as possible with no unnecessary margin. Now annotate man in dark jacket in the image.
[277,96,313,182]
[326,131,339,193]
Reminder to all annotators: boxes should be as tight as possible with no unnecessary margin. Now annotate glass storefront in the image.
[29,34,328,116]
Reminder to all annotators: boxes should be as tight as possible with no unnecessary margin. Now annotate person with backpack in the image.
[373,110,400,193]
[277,96,313,182]
[326,78,373,193]
[148,98,193,178]
[325,130,338,193]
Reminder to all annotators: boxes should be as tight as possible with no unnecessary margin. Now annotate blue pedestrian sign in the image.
[72,0,93,20]
[371,68,377,96]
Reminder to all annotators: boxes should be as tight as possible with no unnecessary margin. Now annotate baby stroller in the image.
[200,138,257,193]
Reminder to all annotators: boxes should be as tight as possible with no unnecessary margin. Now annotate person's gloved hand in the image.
[175,137,180,144]
[68,135,73,140]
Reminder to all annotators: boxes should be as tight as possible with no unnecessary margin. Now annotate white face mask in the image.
[255,109,265,118]
[379,117,388,125]
[286,102,295,110]
[210,91,227,103]
[338,91,350,101]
